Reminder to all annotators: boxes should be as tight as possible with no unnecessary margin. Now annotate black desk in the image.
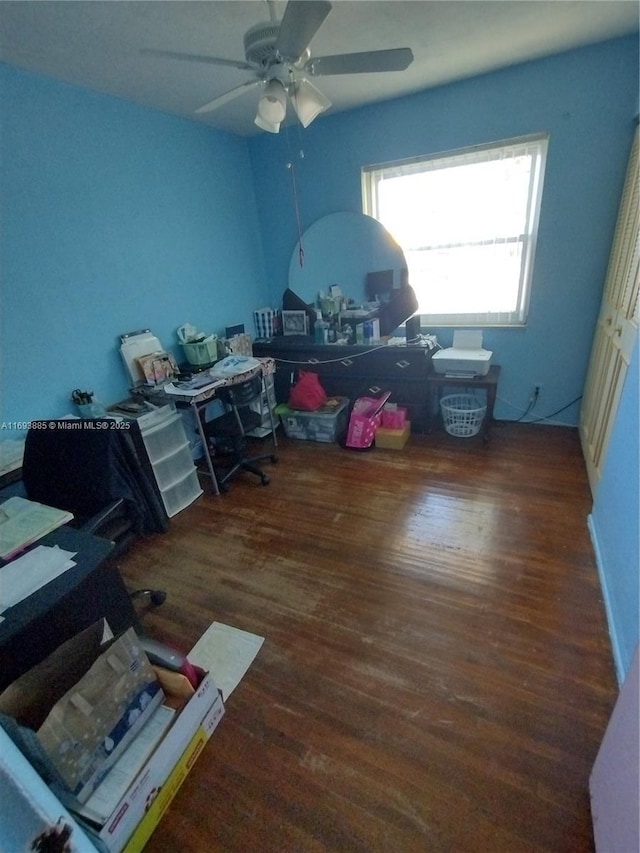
[425,365,501,441]
[0,527,138,690]
[253,338,434,432]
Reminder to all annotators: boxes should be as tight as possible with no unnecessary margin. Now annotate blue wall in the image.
[0,64,267,425]
[249,36,639,426]
[0,37,637,680]
[590,338,640,683]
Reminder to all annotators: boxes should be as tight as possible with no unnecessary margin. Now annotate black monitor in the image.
[366,269,394,301]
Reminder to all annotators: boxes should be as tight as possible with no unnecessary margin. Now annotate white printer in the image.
[432,330,493,377]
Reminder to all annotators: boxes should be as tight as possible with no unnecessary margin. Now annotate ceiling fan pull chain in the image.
[285,124,305,266]
[287,160,305,268]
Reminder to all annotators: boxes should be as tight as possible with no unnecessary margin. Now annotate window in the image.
[362,133,548,327]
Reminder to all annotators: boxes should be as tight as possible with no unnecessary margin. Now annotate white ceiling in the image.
[0,1,638,136]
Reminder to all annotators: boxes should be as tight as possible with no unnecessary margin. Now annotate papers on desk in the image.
[162,378,225,397]
[161,355,261,397]
[0,496,73,560]
[0,545,77,614]
[209,355,261,377]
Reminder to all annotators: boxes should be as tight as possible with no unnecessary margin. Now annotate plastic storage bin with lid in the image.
[275,397,350,443]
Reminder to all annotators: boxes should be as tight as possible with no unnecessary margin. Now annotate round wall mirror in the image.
[288,212,408,309]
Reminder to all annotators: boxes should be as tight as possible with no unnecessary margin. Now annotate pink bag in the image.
[289,370,327,411]
[345,392,392,449]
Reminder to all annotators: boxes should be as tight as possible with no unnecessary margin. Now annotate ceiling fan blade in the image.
[142,48,253,72]
[305,47,414,77]
[195,79,264,115]
[275,0,332,62]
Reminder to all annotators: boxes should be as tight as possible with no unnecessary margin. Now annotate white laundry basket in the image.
[440,394,487,438]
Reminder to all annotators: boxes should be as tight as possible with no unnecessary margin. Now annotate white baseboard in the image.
[587,513,625,686]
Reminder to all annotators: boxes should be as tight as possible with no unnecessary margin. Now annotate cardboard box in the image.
[122,704,221,853]
[79,670,224,852]
[0,728,96,853]
[0,622,164,806]
[0,624,225,853]
[375,421,411,450]
[0,626,224,853]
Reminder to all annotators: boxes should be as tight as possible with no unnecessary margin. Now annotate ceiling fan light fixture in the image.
[257,78,287,124]
[254,112,281,134]
[291,77,331,128]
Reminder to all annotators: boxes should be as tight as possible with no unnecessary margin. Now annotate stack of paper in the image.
[0,545,77,613]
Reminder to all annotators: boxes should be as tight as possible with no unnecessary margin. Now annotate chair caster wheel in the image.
[261,474,270,485]
[270,454,278,464]
[150,590,167,607]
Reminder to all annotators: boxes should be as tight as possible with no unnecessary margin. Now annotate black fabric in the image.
[377,284,419,336]
[203,408,262,440]
[22,420,168,537]
[218,374,263,407]
[204,376,263,441]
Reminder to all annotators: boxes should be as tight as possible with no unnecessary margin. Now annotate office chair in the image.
[201,374,278,491]
[20,420,169,606]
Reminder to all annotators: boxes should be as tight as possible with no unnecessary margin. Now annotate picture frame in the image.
[281,310,309,336]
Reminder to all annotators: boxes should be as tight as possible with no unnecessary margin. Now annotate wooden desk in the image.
[426,365,501,441]
[0,527,137,689]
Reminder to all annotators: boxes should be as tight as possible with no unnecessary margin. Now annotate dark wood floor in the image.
[119,423,617,853]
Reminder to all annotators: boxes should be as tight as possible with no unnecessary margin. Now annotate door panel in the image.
[580,129,639,494]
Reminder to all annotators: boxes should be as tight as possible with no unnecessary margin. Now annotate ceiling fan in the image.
[142,0,414,133]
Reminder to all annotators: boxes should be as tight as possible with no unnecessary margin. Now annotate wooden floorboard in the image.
[118,422,617,852]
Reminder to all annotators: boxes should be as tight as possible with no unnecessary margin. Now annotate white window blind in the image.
[362,133,549,326]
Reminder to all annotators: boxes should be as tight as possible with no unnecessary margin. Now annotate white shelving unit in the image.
[139,406,202,517]
[116,403,202,518]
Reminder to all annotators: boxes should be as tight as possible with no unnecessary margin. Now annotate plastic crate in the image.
[440,394,486,438]
[276,397,350,443]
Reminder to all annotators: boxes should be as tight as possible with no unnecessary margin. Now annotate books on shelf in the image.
[0,496,73,560]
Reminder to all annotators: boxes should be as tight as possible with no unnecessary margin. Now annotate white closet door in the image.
[580,128,639,495]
